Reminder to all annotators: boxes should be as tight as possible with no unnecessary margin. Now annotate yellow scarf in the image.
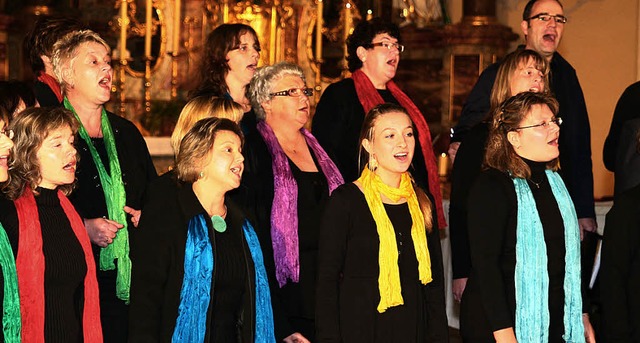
[358,168,432,313]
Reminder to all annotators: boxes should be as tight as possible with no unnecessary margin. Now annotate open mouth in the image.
[63,160,77,172]
[387,58,398,67]
[247,64,257,72]
[0,155,8,168]
[394,152,409,161]
[98,77,111,88]
[543,33,557,43]
[548,137,559,146]
[230,166,242,176]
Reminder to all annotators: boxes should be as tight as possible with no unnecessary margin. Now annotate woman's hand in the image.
[124,206,142,228]
[84,217,124,247]
[283,332,310,343]
[452,277,468,302]
[493,327,517,343]
[583,313,596,343]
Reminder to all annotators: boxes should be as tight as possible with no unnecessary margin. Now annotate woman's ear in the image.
[61,64,74,89]
[362,138,373,154]
[507,131,521,150]
[261,100,272,117]
[356,46,368,63]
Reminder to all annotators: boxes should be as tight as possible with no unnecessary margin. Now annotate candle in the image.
[120,0,128,59]
[438,153,448,176]
[173,0,181,55]
[145,0,152,58]
[315,0,323,61]
[344,2,351,61]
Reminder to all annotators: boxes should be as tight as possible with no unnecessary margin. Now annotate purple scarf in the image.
[257,121,344,287]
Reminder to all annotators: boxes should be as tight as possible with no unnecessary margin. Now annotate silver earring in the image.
[199,171,204,179]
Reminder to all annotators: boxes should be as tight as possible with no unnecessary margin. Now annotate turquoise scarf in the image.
[172,214,275,342]
[0,223,20,342]
[64,98,131,303]
[513,170,584,342]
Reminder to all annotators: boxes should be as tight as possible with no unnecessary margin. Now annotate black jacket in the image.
[129,172,259,342]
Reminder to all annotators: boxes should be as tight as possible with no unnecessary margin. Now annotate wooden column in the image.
[462,0,496,25]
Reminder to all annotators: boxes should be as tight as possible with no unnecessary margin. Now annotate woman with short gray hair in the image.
[240,62,343,342]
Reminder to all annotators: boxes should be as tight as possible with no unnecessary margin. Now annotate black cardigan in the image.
[129,172,258,342]
[316,183,449,343]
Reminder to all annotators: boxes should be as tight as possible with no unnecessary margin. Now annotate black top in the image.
[603,80,640,172]
[316,183,449,343]
[600,183,640,342]
[451,50,595,220]
[236,128,331,341]
[0,188,87,342]
[461,160,576,342]
[33,80,61,107]
[448,121,489,279]
[129,172,257,342]
[312,78,430,192]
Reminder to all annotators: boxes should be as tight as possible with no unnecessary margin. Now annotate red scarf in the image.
[352,69,446,229]
[15,188,103,343]
[37,73,63,103]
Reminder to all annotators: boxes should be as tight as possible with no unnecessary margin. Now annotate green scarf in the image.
[0,223,20,342]
[64,98,131,303]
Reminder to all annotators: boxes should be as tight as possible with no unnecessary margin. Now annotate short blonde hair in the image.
[170,96,244,155]
[52,30,110,93]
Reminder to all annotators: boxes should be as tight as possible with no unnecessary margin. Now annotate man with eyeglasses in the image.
[449,0,596,236]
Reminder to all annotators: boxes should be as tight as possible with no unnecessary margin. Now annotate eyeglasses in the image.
[0,128,13,140]
[370,42,405,53]
[514,117,562,130]
[528,13,568,24]
[270,87,314,97]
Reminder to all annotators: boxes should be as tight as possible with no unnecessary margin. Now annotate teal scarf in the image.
[172,214,275,342]
[64,98,131,303]
[513,170,584,342]
[0,223,20,342]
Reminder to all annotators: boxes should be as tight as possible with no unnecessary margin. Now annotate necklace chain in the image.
[528,178,543,189]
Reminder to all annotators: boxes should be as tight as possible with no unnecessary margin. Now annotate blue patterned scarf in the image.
[513,170,584,342]
[172,214,275,342]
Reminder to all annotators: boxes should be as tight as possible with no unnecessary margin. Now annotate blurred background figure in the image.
[603,80,640,197]
[0,80,38,119]
[23,16,86,107]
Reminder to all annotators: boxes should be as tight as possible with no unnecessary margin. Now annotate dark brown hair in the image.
[190,24,260,99]
[23,16,86,74]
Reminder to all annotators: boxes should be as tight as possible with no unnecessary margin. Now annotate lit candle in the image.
[145,0,152,58]
[120,0,128,59]
[438,153,448,176]
[173,0,181,55]
[315,0,323,61]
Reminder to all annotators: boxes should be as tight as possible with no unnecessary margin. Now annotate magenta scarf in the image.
[257,121,344,287]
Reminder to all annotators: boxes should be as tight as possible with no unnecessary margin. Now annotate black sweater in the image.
[0,188,87,342]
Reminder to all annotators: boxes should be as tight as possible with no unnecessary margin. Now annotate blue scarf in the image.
[172,214,275,343]
[513,170,584,342]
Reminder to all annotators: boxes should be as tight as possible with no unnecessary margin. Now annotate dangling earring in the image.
[368,155,378,171]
